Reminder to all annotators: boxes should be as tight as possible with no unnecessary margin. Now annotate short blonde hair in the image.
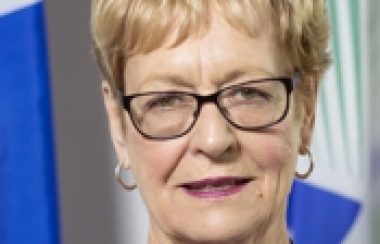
[91,0,330,98]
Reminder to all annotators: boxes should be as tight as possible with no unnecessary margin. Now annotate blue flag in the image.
[287,181,361,243]
[0,1,60,244]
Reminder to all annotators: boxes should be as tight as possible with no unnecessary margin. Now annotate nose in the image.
[188,104,239,161]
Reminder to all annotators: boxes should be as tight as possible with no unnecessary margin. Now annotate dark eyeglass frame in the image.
[118,74,300,140]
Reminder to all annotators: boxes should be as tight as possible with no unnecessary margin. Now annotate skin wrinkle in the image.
[255,138,292,243]
[196,38,203,91]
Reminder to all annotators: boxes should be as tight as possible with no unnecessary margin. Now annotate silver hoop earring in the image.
[115,164,137,191]
[296,147,314,179]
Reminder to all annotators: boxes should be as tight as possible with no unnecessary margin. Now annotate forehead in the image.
[124,12,290,93]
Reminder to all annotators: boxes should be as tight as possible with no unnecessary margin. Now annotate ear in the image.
[102,81,130,168]
[299,81,317,155]
[299,107,315,154]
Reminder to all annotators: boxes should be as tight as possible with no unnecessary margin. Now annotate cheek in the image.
[250,105,302,173]
[126,125,188,185]
[263,140,289,169]
[239,127,297,209]
[243,131,293,171]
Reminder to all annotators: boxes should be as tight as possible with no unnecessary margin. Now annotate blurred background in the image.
[0,0,379,243]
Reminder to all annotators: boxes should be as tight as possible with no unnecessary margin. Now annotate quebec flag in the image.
[0,1,60,244]
[287,0,369,243]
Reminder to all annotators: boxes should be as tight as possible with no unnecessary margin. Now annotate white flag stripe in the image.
[305,0,368,203]
[313,102,330,171]
[308,68,364,200]
[360,0,370,180]
[337,0,360,176]
[312,78,363,200]
[325,64,346,172]
[0,0,40,16]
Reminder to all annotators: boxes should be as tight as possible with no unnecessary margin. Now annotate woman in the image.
[91,1,330,243]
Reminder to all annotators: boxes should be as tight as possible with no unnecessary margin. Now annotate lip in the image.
[178,176,253,199]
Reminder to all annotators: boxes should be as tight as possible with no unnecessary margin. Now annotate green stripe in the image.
[320,82,336,169]
[327,0,352,173]
[348,0,364,174]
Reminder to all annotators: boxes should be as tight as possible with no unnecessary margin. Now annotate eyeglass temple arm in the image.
[110,86,132,111]
[291,72,301,88]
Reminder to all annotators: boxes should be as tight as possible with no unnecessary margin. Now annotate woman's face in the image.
[104,13,313,244]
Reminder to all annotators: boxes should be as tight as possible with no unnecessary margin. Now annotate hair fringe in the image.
[91,0,331,96]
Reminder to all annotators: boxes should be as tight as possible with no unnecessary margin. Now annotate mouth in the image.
[178,176,253,199]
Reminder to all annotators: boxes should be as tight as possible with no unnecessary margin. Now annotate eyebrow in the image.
[216,66,275,86]
[137,74,195,91]
[137,66,276,91]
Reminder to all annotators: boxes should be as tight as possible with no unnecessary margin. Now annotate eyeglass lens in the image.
[127,79,289,138]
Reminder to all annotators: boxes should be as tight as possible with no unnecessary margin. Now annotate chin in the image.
[170,209,269,244]
[176,227,254,244]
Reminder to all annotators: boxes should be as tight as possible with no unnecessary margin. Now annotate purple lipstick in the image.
[179,177,252,199]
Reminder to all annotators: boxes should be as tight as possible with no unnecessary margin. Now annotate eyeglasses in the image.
[119,75,299,140]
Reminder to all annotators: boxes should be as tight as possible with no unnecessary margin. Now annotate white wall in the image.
[46,1,119,243]
[47,1,149,243]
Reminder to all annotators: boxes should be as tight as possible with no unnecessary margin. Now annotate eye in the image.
[228,86,272,102]
[145,94,189,110]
